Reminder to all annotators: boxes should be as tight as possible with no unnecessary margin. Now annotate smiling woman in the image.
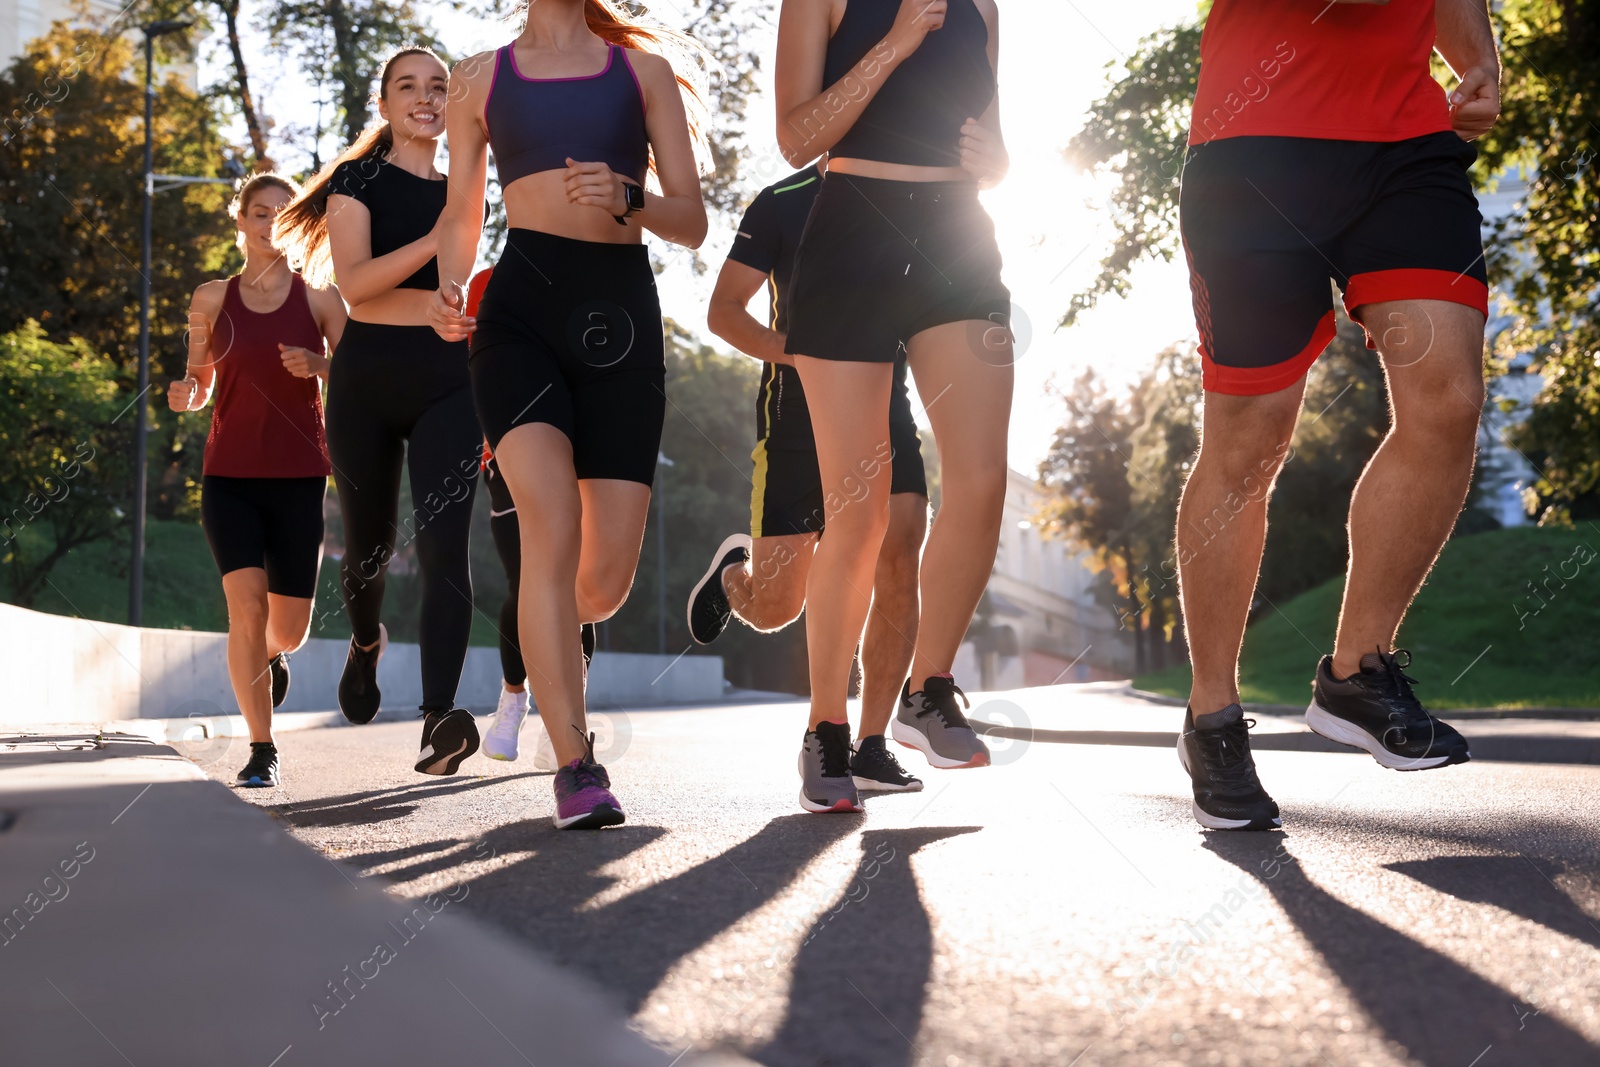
[274,48,486,781]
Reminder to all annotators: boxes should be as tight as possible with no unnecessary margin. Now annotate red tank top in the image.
[202,274,331,478]
[1189,0,1452,146]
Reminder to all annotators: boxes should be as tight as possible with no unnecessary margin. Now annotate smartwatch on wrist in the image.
[614,181,645,225]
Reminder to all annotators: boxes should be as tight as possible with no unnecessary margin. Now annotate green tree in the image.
[0,24,238,525]
[0,322,132,607]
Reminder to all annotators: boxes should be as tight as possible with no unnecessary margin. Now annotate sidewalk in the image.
[965,682,1600,765]
[0,733,753,1067]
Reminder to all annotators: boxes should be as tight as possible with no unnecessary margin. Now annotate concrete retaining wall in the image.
[0,602,724,727]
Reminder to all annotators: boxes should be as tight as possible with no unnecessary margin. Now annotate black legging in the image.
[485,457,525,687]
[327,320,480,711]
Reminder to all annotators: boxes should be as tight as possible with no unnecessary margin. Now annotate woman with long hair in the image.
[169,172,347,789]
[773,0,1013,812]
[429,0,707,828]
[276,47,484,776]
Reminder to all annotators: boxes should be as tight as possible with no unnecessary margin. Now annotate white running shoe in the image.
[531,720,559,772]
[483,686,529,761]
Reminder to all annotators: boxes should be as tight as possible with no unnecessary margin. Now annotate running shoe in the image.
[1306,650,1470,770]
[531,721,559,772]
[687,533,751,645]
[851,734,924,792]
[891,676,991,769]
[483,686,529,761]
[415,707,480,776]
[236,741,280,788]
[799,721,863,813]
[582,622,596,667]
[552,730,625,830]
[1177,705,1281,831]
[268,653,290,708]
[338,623,386,725]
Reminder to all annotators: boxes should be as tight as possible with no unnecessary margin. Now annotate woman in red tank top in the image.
[167,173,347,789]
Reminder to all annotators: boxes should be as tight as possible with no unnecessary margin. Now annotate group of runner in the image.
[174,0,1500,833]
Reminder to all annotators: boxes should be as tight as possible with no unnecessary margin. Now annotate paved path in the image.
[193,690,1600,1067]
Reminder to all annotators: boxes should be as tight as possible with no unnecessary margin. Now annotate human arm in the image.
[957,1,1006,188]
[167,280,226,411]
[774,0,948,167]
[1434,0,1499,140]
[324,164,442,306]
[281,283,347,381]
[708,259,790,365]
[428,51,493,342]
[562,51,707,248]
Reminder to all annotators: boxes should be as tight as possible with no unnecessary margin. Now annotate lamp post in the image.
[128,18,192,626]
[656,451,674,655]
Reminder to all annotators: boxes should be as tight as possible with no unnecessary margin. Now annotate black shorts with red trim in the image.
[1179,131,1487,396]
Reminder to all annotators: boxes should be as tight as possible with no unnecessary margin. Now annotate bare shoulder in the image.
[627,48,676,87]
[191,278,228,316]
[305,281,344,313]
[452,48,498,91]
[972,0,1000,31]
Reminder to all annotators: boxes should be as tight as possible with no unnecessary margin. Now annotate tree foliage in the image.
[0,322,133,606]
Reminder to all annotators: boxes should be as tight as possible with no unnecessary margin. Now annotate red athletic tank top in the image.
[1189,0,1452,146]
[202,274,331,478]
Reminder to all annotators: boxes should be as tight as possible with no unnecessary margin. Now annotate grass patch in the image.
[1136,526,1600,709]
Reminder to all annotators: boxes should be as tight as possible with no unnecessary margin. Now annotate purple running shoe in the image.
[552,729,625,830]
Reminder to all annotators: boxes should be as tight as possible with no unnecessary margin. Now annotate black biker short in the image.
[469,228,666,485]
[784,173,1011,363]
[200,475,326,597]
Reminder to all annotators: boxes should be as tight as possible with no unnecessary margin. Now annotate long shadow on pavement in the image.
[1204,834,1600,1066]
[756,826,980,1067]
[449,813,861,1012]
[268,773,545,829]
[1388,855,1600,951]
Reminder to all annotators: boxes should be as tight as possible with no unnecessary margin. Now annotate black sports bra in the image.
[822,0,995,168]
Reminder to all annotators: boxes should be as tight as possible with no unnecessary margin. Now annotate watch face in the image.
[626,183,645,211]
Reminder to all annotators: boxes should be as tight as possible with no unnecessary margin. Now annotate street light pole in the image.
[656,451,674,655]
[129,19,192,626]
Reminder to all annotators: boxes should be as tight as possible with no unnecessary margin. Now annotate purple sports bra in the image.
[484,42,650,189]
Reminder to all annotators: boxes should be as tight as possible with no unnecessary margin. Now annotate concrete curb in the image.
[0,733,756,1067]
[1122,683,1600,721]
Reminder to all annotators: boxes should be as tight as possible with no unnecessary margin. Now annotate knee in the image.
[576,564,634,622]
[228,598,268,639]
[1397,368,1485,443]
[880,512,926,578]
[1199,393,1301,476]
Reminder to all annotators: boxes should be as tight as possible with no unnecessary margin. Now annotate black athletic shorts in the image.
[784,173,1011,363]
[470,229,666,485]
[1180,131,1488,395]
[752,360,927,538]
[200,475,326,597]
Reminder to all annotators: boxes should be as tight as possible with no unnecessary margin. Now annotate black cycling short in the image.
[784,173,1011,363]
[751,360,926,538]
[200,475,325,597]
[470,229,666,485]
[1180,131,1488,396]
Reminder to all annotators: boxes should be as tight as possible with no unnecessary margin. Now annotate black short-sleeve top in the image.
[327,157,446,291]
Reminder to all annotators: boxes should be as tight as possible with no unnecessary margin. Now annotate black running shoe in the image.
[236,742,280,788]
[338,624,386,725]
[268,653,290,708]
[686,533,751,645]
[851,734,924,792]
[415,707,480,776]
[581,622,596,667]
[1306,650,1470,770]
[1177,705,1281,831]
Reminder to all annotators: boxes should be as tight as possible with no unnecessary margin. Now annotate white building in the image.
[1,0,198,86]
[953,467,1136,689]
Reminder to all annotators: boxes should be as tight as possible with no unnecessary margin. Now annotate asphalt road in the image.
[193,694,1600,1067]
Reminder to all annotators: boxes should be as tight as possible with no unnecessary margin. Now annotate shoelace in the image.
[815,730,852,778]
[241,746,276,778]
[1199,718,1263,793]
[1368,649,1435,740]
[564,727,610,790]
[918,681,973,729]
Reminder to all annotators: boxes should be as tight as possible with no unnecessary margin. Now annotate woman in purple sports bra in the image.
[429,0,706,830]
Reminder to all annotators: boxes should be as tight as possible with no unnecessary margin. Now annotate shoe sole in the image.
[415,714,480,776]
[853,775,924,792]
[482,747,518,762]
[798,790,863,813]
[686,533,750,645]
[1175,736,1282,831]
[238,777,279,788]
[1305,699,1461,771]
[890,718,991,769]
[553,804,626,830]
[270,656,289,709]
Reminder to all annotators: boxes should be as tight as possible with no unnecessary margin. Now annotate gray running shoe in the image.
[798,721,862,813]
[891,677,991,769]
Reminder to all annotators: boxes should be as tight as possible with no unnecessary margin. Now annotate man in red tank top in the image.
[1173,0,1501,831]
